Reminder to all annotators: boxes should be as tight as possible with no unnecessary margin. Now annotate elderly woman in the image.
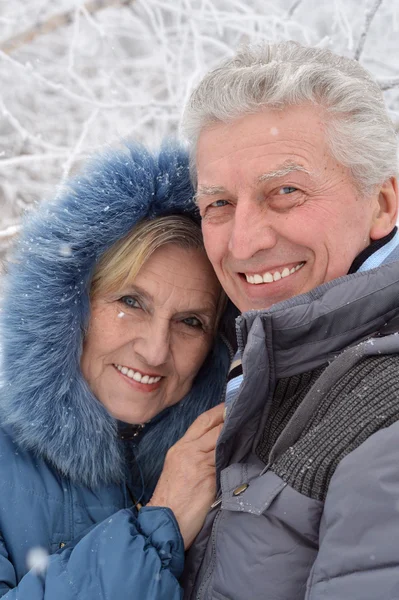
[0,144,231,599]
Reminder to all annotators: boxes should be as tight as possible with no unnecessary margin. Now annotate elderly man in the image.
[180,41,399,599]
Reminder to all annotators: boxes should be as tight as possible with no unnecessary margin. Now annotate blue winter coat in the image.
[0,144,230,599]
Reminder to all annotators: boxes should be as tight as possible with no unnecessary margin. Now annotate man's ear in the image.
[370,177,399,240]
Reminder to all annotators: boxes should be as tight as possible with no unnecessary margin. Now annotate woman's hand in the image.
[147,403,224,549]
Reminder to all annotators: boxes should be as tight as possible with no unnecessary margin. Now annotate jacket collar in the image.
[236,260,399,379]
[216,260,399,474]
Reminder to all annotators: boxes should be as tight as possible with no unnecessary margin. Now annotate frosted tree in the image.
[0,0,398,262]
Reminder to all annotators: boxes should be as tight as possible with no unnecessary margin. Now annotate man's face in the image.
[196,105,386,312]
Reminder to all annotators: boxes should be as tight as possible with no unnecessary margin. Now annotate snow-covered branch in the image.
[0,0,133,54]
[286,0,303,18]
[379,76,399,91]
[353,0,384,61]
[0,0,397,262]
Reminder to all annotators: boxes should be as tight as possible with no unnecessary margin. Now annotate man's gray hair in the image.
[181,41,398,194]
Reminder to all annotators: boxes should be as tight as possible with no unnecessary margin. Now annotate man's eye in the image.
[210,199,229,208]
[119,296,141,309]
[181,316,203,329]
[278,186,297,195]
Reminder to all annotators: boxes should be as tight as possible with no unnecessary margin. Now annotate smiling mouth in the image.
[244,262,305,285]
[114,364,162,385]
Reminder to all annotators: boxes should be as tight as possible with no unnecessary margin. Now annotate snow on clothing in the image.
[0,144,230,599]
[183,248,399,600]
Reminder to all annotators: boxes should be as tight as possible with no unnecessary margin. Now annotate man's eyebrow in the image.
[195,162,310,203]
[194,186,228,204]
[257,161,310,183]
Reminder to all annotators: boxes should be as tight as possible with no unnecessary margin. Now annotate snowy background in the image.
[1,0,399,266]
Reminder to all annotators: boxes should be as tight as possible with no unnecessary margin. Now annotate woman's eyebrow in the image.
[122,285,216,317]
[178,306,216,318]
[122,284,153,303]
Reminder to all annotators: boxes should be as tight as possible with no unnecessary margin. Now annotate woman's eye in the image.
[119,296,141,309]
[181,316,203,329]
[278,186,297,195]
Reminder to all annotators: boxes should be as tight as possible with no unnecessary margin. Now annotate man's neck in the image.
[348,227,398,273]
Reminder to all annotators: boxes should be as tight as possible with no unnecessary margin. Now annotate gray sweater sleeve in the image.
[306,421,399,599]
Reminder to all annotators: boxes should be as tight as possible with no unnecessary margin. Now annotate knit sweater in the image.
[256,355,399,500]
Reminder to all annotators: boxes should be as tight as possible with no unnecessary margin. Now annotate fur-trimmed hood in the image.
[0,143,230,490]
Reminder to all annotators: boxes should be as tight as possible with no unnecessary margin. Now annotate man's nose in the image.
[134,321,170,367]
[228,199,278,261]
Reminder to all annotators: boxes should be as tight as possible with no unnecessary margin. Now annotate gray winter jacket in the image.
[183,257,399,600]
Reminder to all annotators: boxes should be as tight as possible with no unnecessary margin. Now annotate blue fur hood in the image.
[0,143,230,489]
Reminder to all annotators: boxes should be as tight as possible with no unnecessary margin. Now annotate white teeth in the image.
[245,262,305,285]
[115,365,161,384]
[263,272,273,283]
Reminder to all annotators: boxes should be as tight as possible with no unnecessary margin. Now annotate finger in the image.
[182,403,225,442]
[191,421,224,454]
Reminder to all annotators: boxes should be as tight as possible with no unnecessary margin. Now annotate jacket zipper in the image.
[192,330,236,596]
[60,478,74,549]
[195,507,223,600]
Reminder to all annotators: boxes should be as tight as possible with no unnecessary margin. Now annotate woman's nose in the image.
[134,321,170,367]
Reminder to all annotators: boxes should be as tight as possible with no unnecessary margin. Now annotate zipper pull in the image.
[210,495,222,509]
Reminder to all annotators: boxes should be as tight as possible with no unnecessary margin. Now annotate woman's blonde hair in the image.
[90,214,226,329]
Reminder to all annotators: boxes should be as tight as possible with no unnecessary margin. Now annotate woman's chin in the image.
[106,402,159,425]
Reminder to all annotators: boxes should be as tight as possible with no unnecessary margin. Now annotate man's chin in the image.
[236,285,298,313]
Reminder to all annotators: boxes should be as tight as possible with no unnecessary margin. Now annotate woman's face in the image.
[81,244,221,424]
